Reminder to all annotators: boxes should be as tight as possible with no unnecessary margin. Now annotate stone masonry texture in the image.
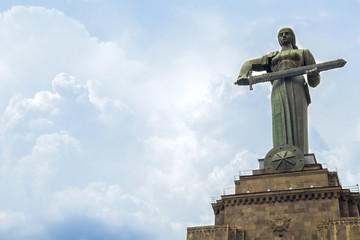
[187,165,360,240]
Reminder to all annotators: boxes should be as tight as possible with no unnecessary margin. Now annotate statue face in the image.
[278,29,293,47]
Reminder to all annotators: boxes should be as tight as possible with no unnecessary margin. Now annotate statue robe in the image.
[269,49,320,154]
[239,49,320,154]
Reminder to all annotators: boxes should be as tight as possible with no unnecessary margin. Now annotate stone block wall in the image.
[187,167,360,240]
[214,190,341,239]
[235,169,338,194]
[187,225,244,240]
[317,217,360,240]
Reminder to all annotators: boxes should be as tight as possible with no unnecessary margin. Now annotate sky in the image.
[0,0,359,239]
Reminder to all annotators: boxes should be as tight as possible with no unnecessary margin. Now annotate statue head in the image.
[278,27,298,49]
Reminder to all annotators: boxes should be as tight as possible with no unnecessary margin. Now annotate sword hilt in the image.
[249,76,254,90]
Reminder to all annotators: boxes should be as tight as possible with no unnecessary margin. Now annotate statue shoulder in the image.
[266,51,279,58]
[302,49,315,58]
[260,51,279,67]
[302,49,317,65]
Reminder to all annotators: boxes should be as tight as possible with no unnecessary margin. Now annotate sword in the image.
[235,59,347,90]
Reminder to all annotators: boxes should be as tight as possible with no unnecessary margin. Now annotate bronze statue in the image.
[237,27,320,154]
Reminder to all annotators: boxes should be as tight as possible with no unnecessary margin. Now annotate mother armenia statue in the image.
[237,27,320,154]
[236,27,345,173]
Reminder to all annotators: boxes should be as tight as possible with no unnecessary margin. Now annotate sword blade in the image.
[235,59,346,87]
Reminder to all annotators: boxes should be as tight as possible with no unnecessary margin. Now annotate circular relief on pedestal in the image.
[269,214,291,232]
[264,144,304,173]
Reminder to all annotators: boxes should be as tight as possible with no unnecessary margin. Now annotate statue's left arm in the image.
[304,50,321,87]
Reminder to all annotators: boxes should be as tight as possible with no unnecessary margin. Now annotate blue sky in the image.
[0,0,359,239]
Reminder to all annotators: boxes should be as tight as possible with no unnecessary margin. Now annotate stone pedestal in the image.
[187,162,360,240]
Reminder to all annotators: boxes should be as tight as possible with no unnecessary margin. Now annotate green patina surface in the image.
[237,27,322,155]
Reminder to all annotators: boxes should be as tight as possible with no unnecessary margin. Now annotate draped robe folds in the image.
[240,49,320,154]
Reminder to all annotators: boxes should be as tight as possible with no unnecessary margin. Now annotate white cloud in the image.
[133,75,265,239]
[318,141,360,186]
[15,132,80,188]
[0,2,358,240]
[0,209,43,239]
[27,118,54,129]
[0,91,60,132]
[0,5,146,112]
[51,73,86,100]
[48,182,165,237]
[87,79,133,126]
[0,71,132,136]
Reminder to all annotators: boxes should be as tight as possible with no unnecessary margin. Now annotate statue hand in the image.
[305,67,318,76]
[234,76,249,85]
[306,67,320,87]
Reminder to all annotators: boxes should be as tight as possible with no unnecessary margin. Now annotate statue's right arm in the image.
[237,56,270,81]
